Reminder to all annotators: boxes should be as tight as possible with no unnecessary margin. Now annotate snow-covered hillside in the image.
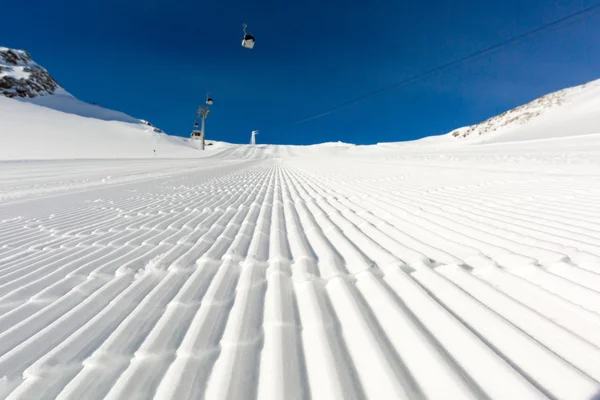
[0,96,219,159]
[4,44,600,161]
[0,47,213,160]
[442,78,600,143]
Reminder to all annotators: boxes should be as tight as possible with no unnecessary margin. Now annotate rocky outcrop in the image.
[140,119,164,133]
[0,47,60,98]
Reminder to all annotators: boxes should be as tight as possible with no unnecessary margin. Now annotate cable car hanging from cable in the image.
[241,23,255,49]
[206,93,213,105]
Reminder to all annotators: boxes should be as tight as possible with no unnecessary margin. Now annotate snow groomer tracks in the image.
[1,153,600,400]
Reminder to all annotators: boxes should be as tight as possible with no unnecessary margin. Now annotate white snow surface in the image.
[0,96,223,160]
[1,136,600,399]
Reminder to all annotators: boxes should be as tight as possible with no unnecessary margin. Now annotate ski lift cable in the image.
[267,2,600,131]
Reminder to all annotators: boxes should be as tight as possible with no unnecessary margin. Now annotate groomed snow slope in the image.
[1,139,600,400]
[0,95,216,160]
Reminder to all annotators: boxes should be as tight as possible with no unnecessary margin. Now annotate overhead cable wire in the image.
[268,3,600,131]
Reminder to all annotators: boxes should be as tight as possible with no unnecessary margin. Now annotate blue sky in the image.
[2,0,600,145]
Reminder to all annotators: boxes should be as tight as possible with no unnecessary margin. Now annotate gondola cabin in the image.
[242,24,255,49]
[206,97,214,105]
[191,130,203,140]
[242,35,255,49]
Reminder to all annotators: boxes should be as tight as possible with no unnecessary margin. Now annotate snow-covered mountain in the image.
[444,78,600,143]
[3,45,600,160]
[0,47,215,160]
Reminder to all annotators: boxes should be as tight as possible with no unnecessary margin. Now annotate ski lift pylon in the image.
[242,23,255,49]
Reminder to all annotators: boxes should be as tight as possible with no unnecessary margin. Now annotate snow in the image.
[17,93,140,124]
[0,66,29,81]
[0,96,225,160]
[1,133,600,399]
[0,48,32,81]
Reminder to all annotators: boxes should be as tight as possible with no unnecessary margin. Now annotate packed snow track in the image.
[1,143,600,400]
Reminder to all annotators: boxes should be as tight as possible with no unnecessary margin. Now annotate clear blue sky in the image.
[2,0,600,145]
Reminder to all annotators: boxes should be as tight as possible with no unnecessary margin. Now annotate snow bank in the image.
[0,96,210,160]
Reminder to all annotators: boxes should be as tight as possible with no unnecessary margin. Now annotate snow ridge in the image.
[447,78,600,141]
